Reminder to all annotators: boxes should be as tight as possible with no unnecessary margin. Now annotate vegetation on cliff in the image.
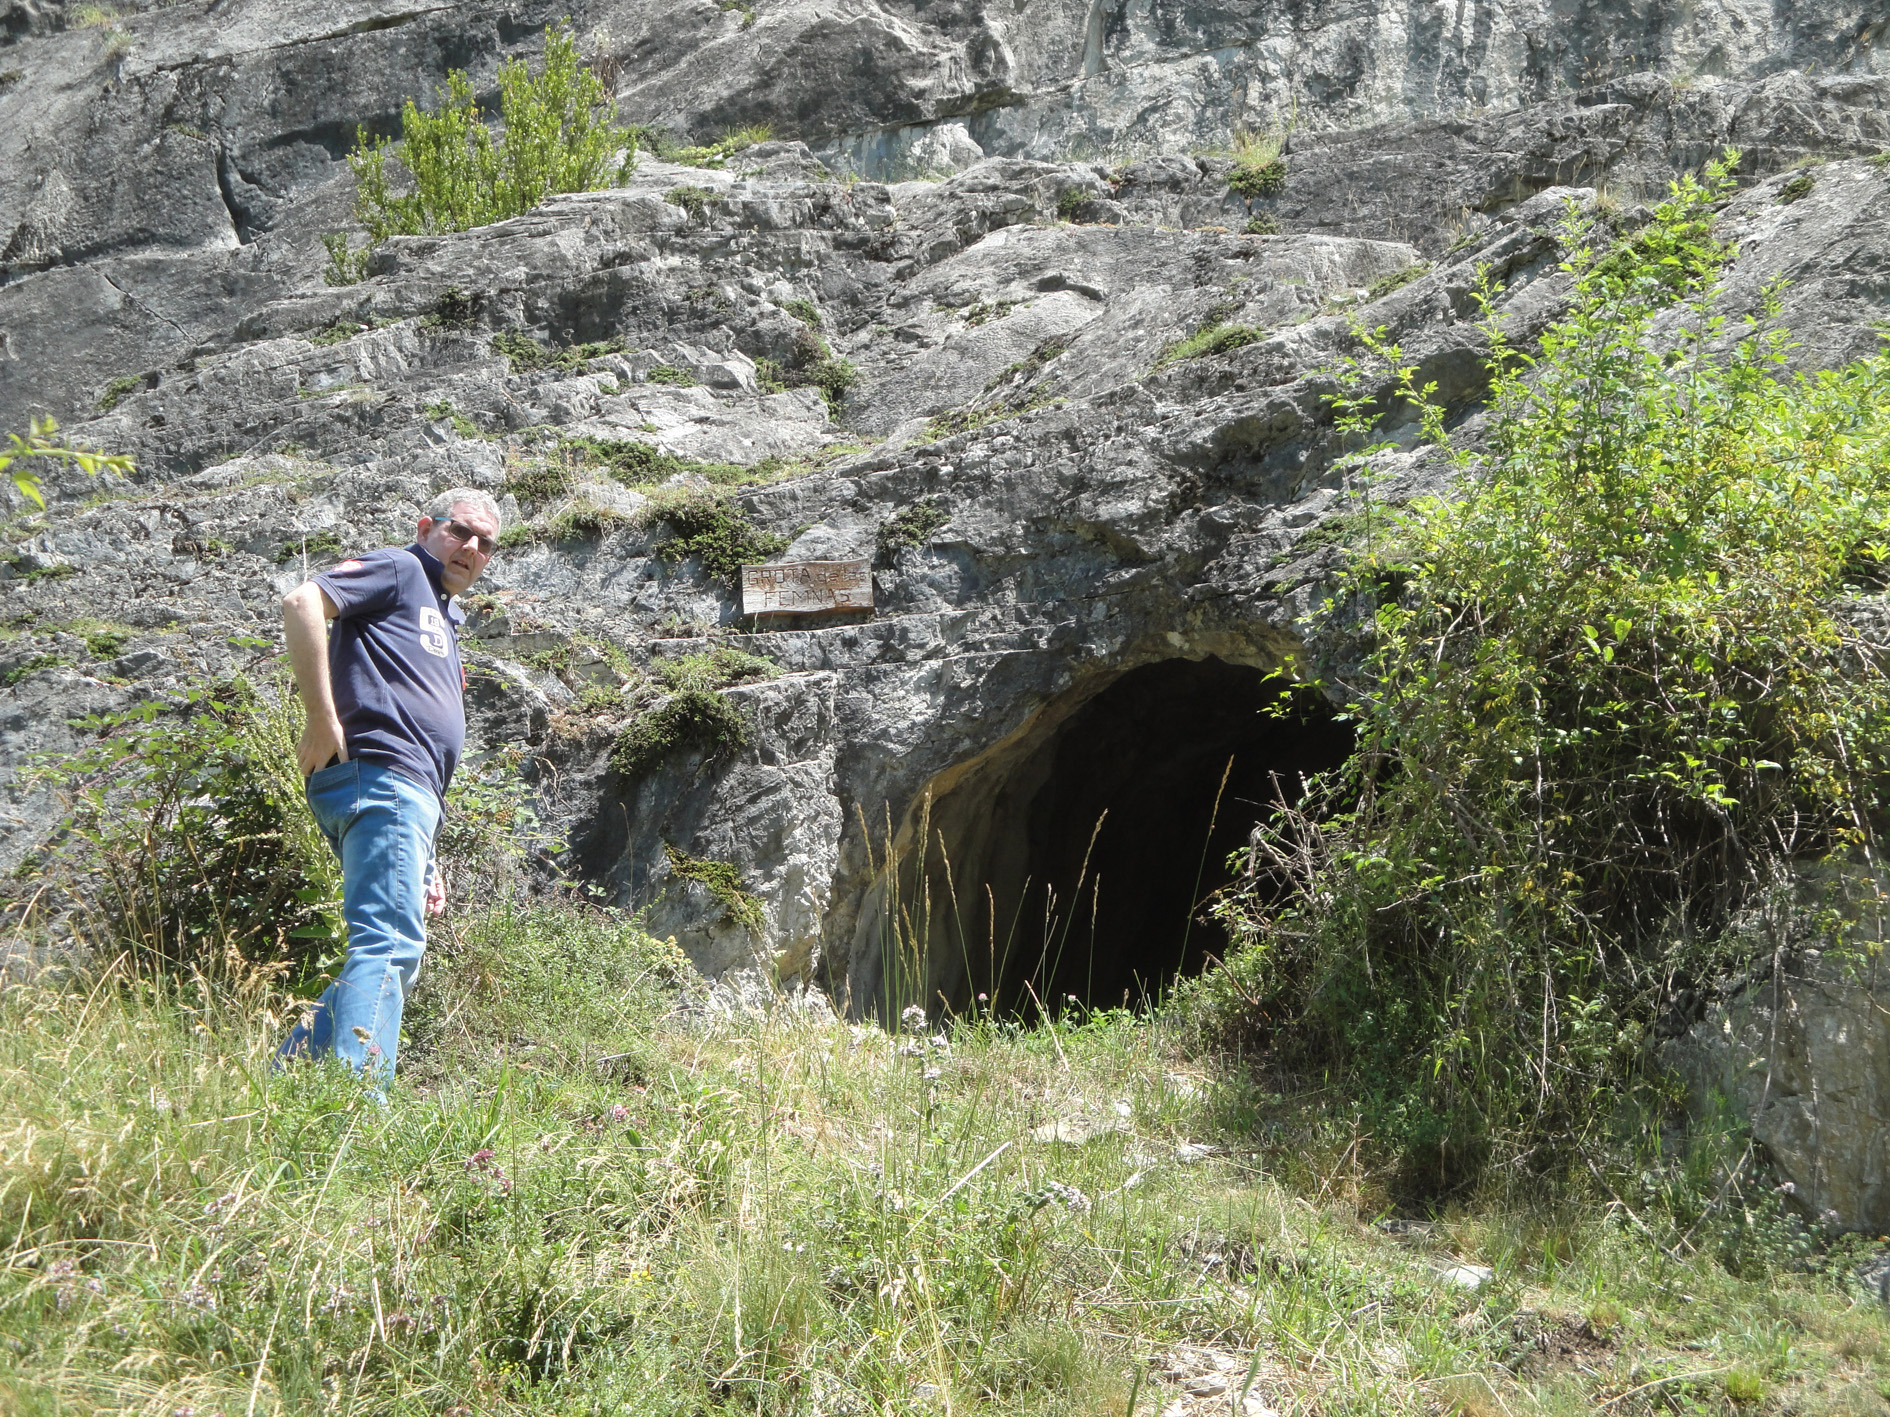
[1191,155,1890,1193]
[324,23,636,282]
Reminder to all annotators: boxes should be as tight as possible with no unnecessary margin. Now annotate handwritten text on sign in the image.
[740,559,874,616]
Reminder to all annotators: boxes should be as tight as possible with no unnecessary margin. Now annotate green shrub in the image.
[505,458,572,504]
[77,621,131,659]
[25,682,343,978]
[546,501,632,540]
[1245,214,1280,236]
[782,298,822,329]
[645,363,696,385]
[643,487,787,582]
[758,327,858,415]
[610,688,752,777]
[348,23,636,242]
[320,231,370,286]
[4,652,72,686]
[1190,150,1890,1192]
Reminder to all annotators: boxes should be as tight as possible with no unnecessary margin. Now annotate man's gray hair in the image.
[423,487,502,527]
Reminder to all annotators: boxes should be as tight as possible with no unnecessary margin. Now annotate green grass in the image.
[1,919,1884,1416]
[1155,322,1263,368]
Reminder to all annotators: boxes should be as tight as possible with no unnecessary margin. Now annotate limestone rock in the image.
[1666,940,1890,1234]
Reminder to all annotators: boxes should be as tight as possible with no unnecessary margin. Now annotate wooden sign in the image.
[740,558,874,616]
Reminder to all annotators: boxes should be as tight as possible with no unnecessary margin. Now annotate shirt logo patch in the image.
[418,606,451,658]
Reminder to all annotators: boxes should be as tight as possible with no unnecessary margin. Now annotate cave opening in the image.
[880,657,1356,1020]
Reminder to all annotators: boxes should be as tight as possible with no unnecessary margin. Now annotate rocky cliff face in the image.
[2,0,1889,1211]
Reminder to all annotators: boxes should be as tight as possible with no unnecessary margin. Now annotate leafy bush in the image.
[320,232,370,286]
[25,682,343,979]
[347,23,636,242]
[1190,152,1890,1192]
[645,363,696,385]
[642,487,787,582]
[2,417,130,510]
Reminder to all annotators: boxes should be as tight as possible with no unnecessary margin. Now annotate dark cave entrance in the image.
[880,657,1356,1019]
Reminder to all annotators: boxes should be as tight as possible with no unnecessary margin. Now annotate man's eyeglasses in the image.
[431,518,499,556]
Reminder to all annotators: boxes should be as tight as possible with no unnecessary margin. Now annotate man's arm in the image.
[283,582,345,776]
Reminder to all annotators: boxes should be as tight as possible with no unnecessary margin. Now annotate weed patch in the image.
[562,435,744,489]
[95,375,140,411]
[633,122,771,168]
[1777,171,1816,204]
[1366,262,1431,300]
[663,842,764,931]
[646,362,696,386]
[1226,127,1288,198]
[642,487,787,581]
[665,184,716,221]
[653,646,779,693]
[876,497,951,564]
[1156,323,1263,367]
[493,330,627,374]
[274,528,344,563]
[424,400,479,437]
[611,687,752,777]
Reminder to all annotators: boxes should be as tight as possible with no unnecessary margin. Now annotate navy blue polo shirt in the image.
[313,543,466,802]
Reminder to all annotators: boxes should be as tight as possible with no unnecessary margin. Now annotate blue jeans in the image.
[277,760,441,1081]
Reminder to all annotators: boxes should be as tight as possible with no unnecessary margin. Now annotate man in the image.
[276,488,502,1081]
